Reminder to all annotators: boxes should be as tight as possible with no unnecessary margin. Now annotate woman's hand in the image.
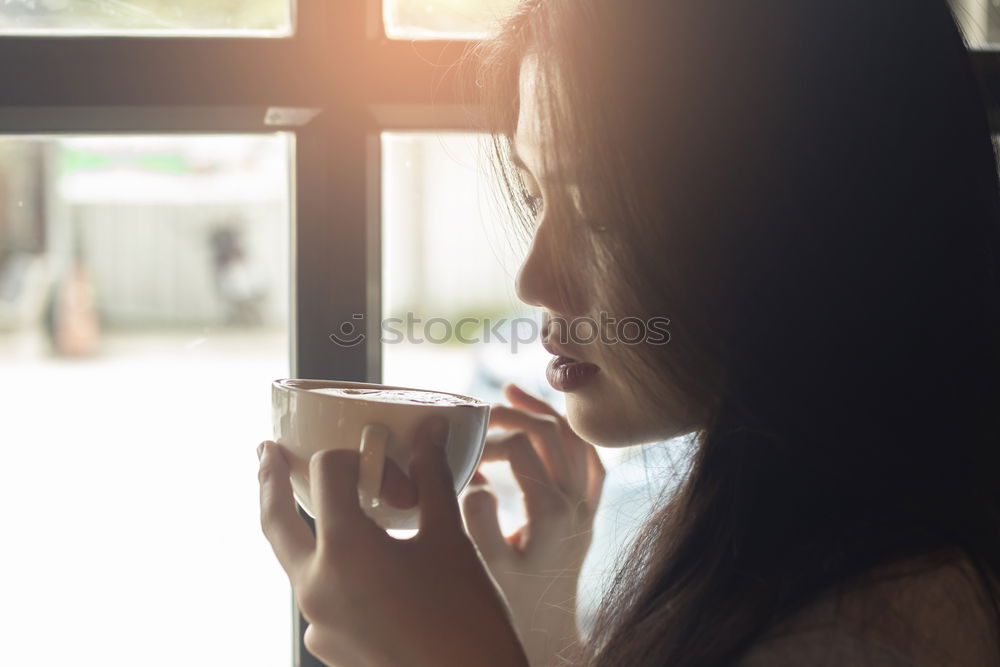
[461,385,607,667]
[257,416,529,667]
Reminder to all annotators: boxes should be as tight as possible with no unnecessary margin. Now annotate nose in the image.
[514,219,580,315]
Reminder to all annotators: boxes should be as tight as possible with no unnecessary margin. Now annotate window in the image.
[0,2,350,665]
[383,0,520,39]
[380,131,546,540]
[0,135,292,666]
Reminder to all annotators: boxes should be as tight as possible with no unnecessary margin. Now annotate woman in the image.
[257,1,1000,665]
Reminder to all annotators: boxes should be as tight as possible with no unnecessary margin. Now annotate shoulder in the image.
[736,552,1000,667]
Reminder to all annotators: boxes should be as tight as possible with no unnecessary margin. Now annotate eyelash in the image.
[522,192,544,217]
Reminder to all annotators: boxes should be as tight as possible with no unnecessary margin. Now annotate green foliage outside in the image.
[0,0,289,32]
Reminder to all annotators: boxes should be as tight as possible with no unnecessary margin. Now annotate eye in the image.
[522,191,544,217]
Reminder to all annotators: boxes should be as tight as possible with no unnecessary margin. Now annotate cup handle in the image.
[358,424,389,510]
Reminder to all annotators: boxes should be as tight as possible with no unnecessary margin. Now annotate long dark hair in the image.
[470,1,1000,665]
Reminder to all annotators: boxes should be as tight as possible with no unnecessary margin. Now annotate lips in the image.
[541,337,600,392]
[546,355,600,392]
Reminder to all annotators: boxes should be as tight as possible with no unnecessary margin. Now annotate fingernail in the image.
[256,442,266,461]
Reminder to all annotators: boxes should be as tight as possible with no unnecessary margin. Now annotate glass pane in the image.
[380,131,681,639]
[386,0,1000,47]
[0,0,292,37]
[0,135,293,666]
[950,0,1000,48]
[383,0,520,40]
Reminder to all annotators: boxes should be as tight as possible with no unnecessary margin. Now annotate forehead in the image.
[513,56,549,166]
[513,54,559,172]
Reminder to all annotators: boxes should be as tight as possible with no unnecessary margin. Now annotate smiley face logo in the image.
[329,314,366,347]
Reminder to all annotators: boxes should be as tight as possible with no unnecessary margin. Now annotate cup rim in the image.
[272,378,489,408]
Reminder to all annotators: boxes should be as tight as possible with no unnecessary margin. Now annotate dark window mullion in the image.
[0,0,331,108]
[364,39,479,106]
[289,3,371,665]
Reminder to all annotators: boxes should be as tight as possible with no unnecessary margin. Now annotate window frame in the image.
[0,2,484,665]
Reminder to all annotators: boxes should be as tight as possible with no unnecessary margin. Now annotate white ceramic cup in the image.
[271,379,490,530]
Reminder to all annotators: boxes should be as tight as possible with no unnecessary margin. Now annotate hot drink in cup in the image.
[271,379,490,530]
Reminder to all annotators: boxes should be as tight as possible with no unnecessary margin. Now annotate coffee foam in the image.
[310,387,480,407]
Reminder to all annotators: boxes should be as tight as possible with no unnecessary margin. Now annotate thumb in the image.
[462,482,508,561]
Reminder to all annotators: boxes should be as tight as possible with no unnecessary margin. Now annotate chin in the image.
[564,392,661,447]
[563,377,699,447]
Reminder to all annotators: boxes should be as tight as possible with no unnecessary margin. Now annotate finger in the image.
[409,416,463,535]
[461,480,508,560]
[505,384,588,488]
[470,469,489,485]
[380,457,418,509]
[484,430,565,523]
[310,448,379,548]
[258,441,316,577]
[479,431,525,463]
[489,405,574,494]
[503,384,561,418]
[584,444,607,513]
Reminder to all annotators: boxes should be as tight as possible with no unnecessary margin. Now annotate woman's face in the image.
[513,55,701,447]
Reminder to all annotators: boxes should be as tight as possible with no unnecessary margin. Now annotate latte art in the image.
[310,387,482,407]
